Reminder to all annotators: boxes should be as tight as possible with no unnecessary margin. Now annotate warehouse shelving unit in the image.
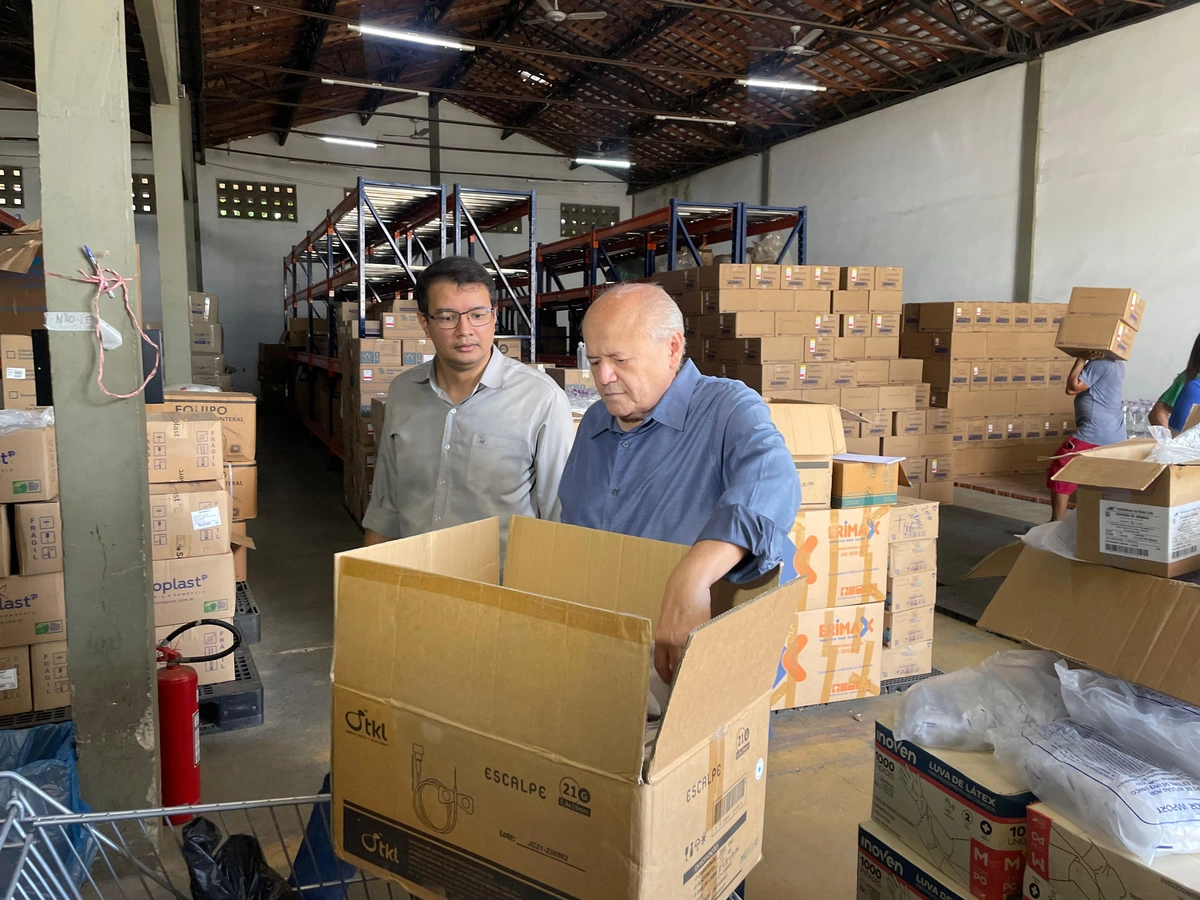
[282,178,536,457]
[497,199,807,366]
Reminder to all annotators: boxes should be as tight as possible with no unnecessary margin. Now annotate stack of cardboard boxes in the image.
[336,301,421,521]
[657,264,951,505]
[189,291,231,390]
[881,499,938,682]
[1054,287,1143,360]
[0,420,67,716]
[902,301,1075,479]
[146,411,238,685]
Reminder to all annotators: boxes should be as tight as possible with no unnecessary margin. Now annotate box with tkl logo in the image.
[332,516,797,900]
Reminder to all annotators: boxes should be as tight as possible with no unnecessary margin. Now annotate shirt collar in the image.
[588,359,700,437]
[422,346,506,402]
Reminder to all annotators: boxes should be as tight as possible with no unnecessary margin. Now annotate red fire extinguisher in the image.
[156,618,242,824]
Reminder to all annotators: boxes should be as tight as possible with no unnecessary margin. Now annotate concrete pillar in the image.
[32,0,159,810]
[1013,59,1043,304]
[139,0,192,386]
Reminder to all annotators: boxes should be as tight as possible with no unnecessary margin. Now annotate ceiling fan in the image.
[749,25,825,57]
[529,0,607,25]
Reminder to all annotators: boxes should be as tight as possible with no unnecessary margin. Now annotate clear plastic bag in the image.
[1057,661,1200,782]
[991,719,1200,863]
[747,233,784,264]
[0,407,53,437]
[1147,423,1200,464]
[893,649,1066,750]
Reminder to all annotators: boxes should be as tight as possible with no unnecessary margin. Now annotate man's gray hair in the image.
[591,282,685,346]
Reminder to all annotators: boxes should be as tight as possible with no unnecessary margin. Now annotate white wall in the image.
[0,88,629,391]
[1032,3,1200,400]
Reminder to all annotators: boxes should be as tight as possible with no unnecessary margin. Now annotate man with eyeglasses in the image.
[362,256,573,556]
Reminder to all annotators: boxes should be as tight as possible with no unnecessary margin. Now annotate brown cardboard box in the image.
[737,363,796,392]
[150,391,257,463]
[833,454,901,507]
[919,302,973,332]
[972,302,994,329]
[871,313,901,336]
[893,410,926,436]
[919,481,954,504]
[722,337,806,364]
[989,360,1011,388]
[155,617,237,685]
[922,359,970,391]
[964,418,987,443]
[780,264,813,289]
[380,310,426,339]
[926,409,953,433]
[353,339,405,366]
[880,640,933,680]
[984,420,1005,442]
[0,645,31,715]
[1055,314,1135,360]
[831,337,865,360]
[774,599,885,710]
[921,433,954,456]
[356,365,407,389]
[859,411,891,439]
[901,460,924,487]
[29,640,68,711]
[864,337,899,359]
[1067,287,1144,330]
[875,268,903,291]
[925,455,952,482]
[888,498,939,544]
[883,605,935,648]
[882,435,920,459]
[832,291,870,314]
[693,315,719,338]
[231,524,254,582]
[854,360,890,385]
[228,462,258,521]
[889,359,923,384]
[916,331,988,361]
[788,506,889,609]
[705,289,794,313]
[812,265,840,290]
[840,387,880,413]
[795,362,827,389]
[146,412,222,484]
[697,263,752,290]
[718,312,776,338]
[1047,359,1068,386]
[0,334,35,410]
[969,362,991,391]
[1009,360,1029,387]
[332,517,795,899]
[792,290,834,313]
[767,402,845,508]
[846,436,882,455]
[840,266,875,291]
[992,302,1013,330]
[14,501,59,575]
[152,553,236,626]
[0,573,65,645]
[751,264,781,289]
[700,337,719,363]
[1026,360,1049,389]
[889,538,937,577]
[878,385,917,411]
[189,291,219,323]
[829,361,857,388]
[867,291,903,315]
[936,390,1017,418]
[914,384,931,409]
[839,313,869,337]
[191,353,225,377]
[191,323,223,353]
[775,311,833,336]
[402,339,437,366]
[148,482,231,561]
[1011,304,1031,332]
[952,421,966,445]
[1030,303,1054,331]
[676,291,704,317]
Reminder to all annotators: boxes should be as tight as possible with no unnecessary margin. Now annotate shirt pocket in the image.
[466,433,528,495]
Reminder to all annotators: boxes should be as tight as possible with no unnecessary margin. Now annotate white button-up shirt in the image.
[362,348,574,558]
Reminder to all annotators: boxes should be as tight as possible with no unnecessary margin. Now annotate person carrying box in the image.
[1046,352,1126,521]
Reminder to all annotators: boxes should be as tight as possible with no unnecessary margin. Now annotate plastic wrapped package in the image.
[893,649,1066,750]
[1057,661,1200,782]
[992,719,1200,863]
[1146,423,1200,464]
[0,407,53,437]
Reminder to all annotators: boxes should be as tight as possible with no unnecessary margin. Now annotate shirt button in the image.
[622,441,630,448]
[450,409,457,415]
[444,445,450,450]
[611,489,618,496]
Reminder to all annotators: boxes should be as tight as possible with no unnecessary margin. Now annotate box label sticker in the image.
[5,368,26,380]
[0,668,17,692]
[191,507,222,531]
[1099,499,1200,563]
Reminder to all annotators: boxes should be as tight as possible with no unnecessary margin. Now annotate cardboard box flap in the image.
[977,546,1200,707]
[966,542,1024,578]
[0,232,42,275]
[765,401,846,457]
[647,580,800,781]
[230,532,256,551]
[335,554,652,781]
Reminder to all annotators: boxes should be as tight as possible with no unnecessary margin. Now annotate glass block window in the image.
[133,174,156,214]
[217,180,297,221]
[560,203,619,238]
[0,167,24,210]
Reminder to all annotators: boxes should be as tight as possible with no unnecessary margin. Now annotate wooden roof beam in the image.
[272,0,339,145]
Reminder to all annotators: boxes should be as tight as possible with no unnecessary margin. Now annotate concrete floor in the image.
[207,414,1045,898]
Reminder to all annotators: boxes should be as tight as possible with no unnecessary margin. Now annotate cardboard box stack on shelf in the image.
[661,263,951,504]
[189,292,232,390]
[0,335,36,410]
[145,411,237,685]
[902,301,1075,479]
[882,499,938,682]
[0,418,67,715]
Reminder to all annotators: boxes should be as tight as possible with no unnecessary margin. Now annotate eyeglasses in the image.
[425,307,496,329]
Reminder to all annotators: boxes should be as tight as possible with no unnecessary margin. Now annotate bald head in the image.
[582,282,687,431]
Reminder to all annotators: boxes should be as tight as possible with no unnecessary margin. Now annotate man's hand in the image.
[654,540,746,684]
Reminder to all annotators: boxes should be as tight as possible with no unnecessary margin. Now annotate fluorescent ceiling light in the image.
[519,70,551,86]
[320,136,379,149]
[320,77,429,96]
[654,114,738,126]
[736,77,826,92]
[348,23,476,52]
[573,157,632,169]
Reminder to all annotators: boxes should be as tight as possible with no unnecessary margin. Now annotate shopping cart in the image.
[0,771,407,899]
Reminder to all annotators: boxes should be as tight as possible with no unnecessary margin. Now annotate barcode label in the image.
[1172,545,1199,560]
[1105,543,1149,557]
[713,777,746,824]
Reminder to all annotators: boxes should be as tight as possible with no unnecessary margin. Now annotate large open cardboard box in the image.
[764,401,846,509]
[332,517,798,900]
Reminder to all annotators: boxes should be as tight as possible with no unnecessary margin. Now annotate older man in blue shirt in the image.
[559,282,800,687]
